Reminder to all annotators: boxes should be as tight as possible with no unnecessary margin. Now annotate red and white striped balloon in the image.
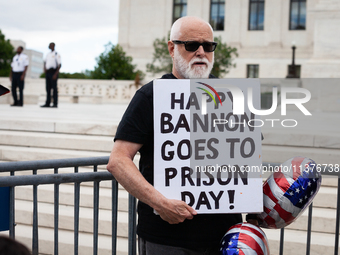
[220,223,270,255]
[258,156,322,229]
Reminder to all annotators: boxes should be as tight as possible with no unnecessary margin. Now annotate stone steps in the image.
[0,118,117,136]
[0,145,108,162]
[262,129,340,150]
[12,182,131,254]
[262,144,340,165]
[0,106,339,255]
[319,176,339,188]
[0,130,113,152]
[15,183,129,212]
[286,206,339,234]
[263,228,340,255]
[312,186,338,209]
[14,224,128,255]
[15,199,129,237]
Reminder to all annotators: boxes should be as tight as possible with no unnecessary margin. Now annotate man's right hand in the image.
[107,140,197,225]
[156,198,197,224]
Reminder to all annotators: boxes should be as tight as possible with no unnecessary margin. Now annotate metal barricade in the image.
[0,156,137,255]
[0,158,339,255]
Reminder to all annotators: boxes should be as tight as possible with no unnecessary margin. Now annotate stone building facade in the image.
[10,40,44,78]
[118,0,340,79]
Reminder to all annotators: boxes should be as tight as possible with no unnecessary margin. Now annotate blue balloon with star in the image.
[220,223,270,255]
[257,156,322,229]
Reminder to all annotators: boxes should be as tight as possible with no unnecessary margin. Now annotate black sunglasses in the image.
[172,40,217,52]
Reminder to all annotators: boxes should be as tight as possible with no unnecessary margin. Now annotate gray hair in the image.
[170,16,214,40]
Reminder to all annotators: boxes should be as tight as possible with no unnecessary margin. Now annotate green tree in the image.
[91,42,144,80]
[0,30,14,77]
[40,71,92,79]
[146,34,172,75]
[211,36,238,78]
[146,35,238,78]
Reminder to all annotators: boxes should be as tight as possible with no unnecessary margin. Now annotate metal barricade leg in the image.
[128,194,137,255]
[32,169,39,255]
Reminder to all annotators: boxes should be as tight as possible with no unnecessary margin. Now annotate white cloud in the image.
[0,0,119,31]
[0,0,120,73]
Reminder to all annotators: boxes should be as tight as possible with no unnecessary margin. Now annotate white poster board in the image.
[154,79,263,213]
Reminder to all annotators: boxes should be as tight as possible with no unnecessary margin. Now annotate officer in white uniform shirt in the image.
[41,42,61,108]
[10,46,29,106]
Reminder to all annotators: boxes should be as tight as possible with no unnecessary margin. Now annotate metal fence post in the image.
[74,166,80,255]
[334,178,340,255]
[9,171,15,238]
[54,168,59,255]
[306,203,313,255]
[128,194,137,255]
[112,180,118,255]
[93,165,100,255]
[279,228,284,255]
[32,169,39,255]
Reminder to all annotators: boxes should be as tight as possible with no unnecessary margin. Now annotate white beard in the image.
[173,47,214,79]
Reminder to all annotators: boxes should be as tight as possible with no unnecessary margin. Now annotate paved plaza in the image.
[0,102,339,137]
[0,102,339,254]
[0,103,128,126]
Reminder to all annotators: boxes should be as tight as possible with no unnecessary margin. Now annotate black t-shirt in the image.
[114,73,242,250]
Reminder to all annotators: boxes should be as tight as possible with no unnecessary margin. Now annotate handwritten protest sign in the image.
[154,79,263,213]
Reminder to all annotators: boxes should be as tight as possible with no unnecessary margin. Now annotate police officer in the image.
[41,42,61,108]
[10,46,29,107]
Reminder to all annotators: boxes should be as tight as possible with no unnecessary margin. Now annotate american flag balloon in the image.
[258,156,322,229]
[220,223,270,255]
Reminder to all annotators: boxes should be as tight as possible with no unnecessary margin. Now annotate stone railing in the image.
[0,78,141,105]
[1,78,340,112]
[57,79,141,104]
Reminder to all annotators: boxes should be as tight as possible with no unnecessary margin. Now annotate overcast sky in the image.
[0,0,119,73]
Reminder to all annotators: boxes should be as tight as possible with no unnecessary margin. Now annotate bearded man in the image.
[107,16,242,255]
